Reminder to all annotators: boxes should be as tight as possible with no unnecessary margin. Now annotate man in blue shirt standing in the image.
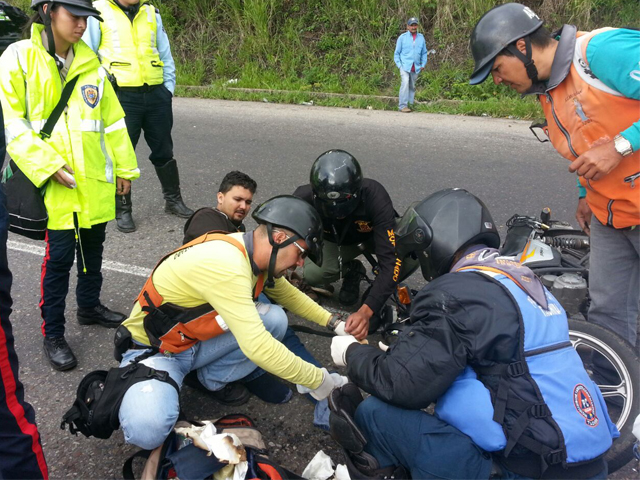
[394,17,427,113]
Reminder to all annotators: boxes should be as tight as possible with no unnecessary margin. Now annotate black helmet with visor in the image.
[310,150,363,219]
[395,188,500,281]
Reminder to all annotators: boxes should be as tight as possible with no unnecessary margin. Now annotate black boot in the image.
[115,192,136,233]
[43,336,77,371]
[77,304,126,328]
[339,260,366,306]
[154,159,194,218]
[183,371,251,406]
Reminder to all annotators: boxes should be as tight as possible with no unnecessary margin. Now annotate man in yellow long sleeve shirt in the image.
[116,196,348,450]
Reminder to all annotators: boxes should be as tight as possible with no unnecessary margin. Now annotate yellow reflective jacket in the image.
[93,0,164,87]
[0,24,139,230]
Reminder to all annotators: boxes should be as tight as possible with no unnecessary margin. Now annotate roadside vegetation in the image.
[11,0,638,118]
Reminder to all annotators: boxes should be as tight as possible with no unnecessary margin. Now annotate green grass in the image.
[8,0,636,119]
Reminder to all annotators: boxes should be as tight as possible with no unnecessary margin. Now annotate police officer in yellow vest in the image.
[83,0,193,233]
[0,0,140,371]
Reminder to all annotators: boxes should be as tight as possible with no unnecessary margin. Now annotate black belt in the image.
[129,341,152,350]
[118,84,160,93]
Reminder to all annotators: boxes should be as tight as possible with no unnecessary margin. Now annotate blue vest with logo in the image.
[435,269,618,465]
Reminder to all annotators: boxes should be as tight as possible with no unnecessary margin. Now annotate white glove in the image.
[297,368,349,401]
[334,321,348,336]
[331,335,358,367]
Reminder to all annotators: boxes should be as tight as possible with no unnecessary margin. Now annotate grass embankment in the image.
[11,0,638,118]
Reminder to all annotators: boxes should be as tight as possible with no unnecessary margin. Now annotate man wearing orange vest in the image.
[469,3,640,348]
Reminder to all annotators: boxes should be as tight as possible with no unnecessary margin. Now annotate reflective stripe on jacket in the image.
[93,0,164,87]
[539,27,640,228]
[0,24,139,230]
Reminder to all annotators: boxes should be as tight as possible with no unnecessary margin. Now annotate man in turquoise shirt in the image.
[394,17,428,113]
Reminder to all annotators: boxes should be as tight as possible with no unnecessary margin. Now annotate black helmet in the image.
[253,195,324,286]
[396,189,500,281]
[310,150,363,219]
[31,0,103,21]
[469,3,542,85]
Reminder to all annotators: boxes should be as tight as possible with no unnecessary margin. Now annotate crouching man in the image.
[117,195,347,449]
[331,189,617,479]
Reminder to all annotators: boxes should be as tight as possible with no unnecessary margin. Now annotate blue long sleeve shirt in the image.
[394,31,427,74]
[83,9,176,94]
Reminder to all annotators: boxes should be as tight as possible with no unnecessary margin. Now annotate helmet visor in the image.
[315,195,359,219]
[395,205,433,260]
[469,59,494,85]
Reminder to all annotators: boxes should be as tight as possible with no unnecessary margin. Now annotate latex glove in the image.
[298,368,348,401]
[334,321,348,336]
[331,335,358,367]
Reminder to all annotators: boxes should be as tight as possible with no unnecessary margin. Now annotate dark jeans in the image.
[117,85,174,166]
[40,221,107,338]
[355,396,493,479]
[0,185,48,479]
[355,396,608,480]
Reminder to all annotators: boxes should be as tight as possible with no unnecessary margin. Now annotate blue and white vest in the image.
[435,269,618,465]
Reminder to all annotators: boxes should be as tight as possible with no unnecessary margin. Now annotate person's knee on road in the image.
[119,378,180,450]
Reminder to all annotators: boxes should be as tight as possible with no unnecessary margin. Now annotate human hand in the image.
[575,198,592,236]
[569,141,622,181]
[300,368,349,401]
[52,164,76,189]
[331,335,358,367]
[345,305,372,340]
[116,177,131,195]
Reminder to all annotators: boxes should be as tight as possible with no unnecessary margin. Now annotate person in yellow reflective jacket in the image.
[0,0,140,371]
[84,0,194,233]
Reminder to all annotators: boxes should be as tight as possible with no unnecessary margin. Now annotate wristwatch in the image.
[327,314,341,331]
[613,134,633,157]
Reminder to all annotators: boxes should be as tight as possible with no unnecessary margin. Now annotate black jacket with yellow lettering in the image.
[294,179,398,313]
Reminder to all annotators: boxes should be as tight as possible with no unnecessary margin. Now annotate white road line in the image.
[8,240,152,278]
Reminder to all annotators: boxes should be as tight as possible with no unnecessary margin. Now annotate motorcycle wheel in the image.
[568,319,639,473]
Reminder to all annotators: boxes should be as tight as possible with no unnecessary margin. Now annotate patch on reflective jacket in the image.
[81,85,99,108]
[574,384,599,427]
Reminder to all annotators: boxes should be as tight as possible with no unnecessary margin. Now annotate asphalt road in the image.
[6,98,637,479]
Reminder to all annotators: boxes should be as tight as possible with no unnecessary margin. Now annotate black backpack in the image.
[61,359,178,440]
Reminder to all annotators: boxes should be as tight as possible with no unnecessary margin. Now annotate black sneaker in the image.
[77,304,126,328]
[43,336,77,371]
[339,260,366,306]
[182,371,251,406]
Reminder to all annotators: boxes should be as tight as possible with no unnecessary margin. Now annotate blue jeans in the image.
[398,70,418,109]
[118,301,288,450]
[588,217,640,347]
[355,396,493,479]
[355,397,608,480]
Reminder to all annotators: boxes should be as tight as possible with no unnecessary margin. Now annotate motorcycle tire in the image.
[568,319,639,473]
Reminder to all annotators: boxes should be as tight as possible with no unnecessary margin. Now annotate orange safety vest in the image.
[539,28,640,229]
[136,232,265,354]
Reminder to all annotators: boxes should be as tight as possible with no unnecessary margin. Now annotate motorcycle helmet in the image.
[310,150,363,219]
[395,188,500,281]
[253,195,324,287]
[469,3,543,85]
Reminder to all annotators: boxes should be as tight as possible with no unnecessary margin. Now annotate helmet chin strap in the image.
[38,3,62,69]
[264,224,300,288]
[506,36,539,84]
